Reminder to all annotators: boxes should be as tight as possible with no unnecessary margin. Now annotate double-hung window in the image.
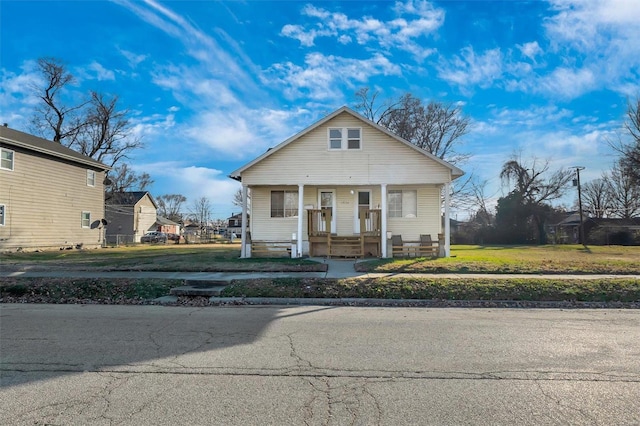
[271,190,298,218]
[388,190,417,218]
[328,128,361,150]
[81,211,91,228]
[0,204,5,226]
[87,170,96,186]
[1,148,14,171]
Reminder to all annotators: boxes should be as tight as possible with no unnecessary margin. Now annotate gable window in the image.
[1,148,14,171]
[271,190,298,218]
[81,211,91,228]
[87,170,96,186]
[328,128,361,150]
[0,204,5,226]
[388,190,417,218]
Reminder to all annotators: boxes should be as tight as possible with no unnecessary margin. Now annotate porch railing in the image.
[307,208,381,236]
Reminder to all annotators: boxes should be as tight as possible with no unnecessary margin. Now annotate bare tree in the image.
[156,194,187,223]
[105,163,152,194]
[73,91,142,167]
[581,178,612,218]
[232,188,251,210]
[189,197,213,230]
[622,98,640,183]
[31,57,147,191]
[606,162,640,218]
[498,156,574,243]
[355,89,470,165]
[30,57,88,143]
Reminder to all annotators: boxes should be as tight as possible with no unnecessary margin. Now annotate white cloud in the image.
[540,0,640,97]
[517,41,543,62]
[139,162,241,218]
[280,0,444,61]
[87,61,116,81]
[119,49,148,68]
[266,53,401,101]
[437,47,503,92]
[537,67,596,99]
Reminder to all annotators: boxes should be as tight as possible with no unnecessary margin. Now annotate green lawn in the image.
[2,244,639,304]
[357,245,640,274]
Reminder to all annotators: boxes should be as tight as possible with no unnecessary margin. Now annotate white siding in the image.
[250,186,298,241]
[249,185,442,243]
[242,112,452,186]
[387,185,441,241]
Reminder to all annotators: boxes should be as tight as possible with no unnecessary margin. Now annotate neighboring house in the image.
[226,212,248,237]
[549,212,583,244]
[0,126,109,251]
[229,106,464,258]
[105,191,157,243]
[154,216,181,235]
[584,218,640,245]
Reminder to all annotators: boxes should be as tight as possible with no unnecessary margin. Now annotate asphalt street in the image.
[1,304,639,425]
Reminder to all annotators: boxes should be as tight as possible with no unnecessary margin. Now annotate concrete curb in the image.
[204,297,640,309]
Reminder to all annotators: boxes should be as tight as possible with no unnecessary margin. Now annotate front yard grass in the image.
[3,276,638,304]
[357,245,640,274]
[221,277,640,302]
[0,244,326,272]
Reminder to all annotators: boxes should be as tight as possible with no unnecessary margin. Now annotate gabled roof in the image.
[0,126,110,170]
[587,217,640,228]
[229,106,464,181]
[155,215,179,226]
[106,191,157,208]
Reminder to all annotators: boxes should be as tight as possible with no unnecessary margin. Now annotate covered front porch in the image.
[238,183,452,259]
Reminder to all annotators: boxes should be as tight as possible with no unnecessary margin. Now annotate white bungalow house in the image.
[229,106,464,258]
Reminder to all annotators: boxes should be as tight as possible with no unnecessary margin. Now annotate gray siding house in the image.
[0,126,109,251]
[105,191,158,243]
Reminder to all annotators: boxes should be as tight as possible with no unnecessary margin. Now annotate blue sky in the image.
[2,0,639,220]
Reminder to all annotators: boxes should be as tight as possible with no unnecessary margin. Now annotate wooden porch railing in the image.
[307,209,382,258]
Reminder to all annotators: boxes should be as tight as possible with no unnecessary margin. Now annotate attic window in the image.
[87,170,96,187]
[328,128,361,150]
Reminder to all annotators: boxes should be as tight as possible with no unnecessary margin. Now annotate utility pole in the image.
[572,167,585,245]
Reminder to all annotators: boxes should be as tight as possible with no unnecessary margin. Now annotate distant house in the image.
[0,126,109,251]
[105,191,157,243]
[549,212,582,244]
[585,218,640,245]
[229,106,463,258]
[154,215,181,235]
[226,212,248,237]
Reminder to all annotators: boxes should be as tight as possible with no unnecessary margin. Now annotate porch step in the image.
[170,280,227,296]
[329,236,363,258]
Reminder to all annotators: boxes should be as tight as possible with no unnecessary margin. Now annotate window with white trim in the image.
[81,211,91,228]
[270,190,298,218]
[87,170,96,186]
[0,204,5,226]
[328,128,361,150]
[388,190,417,218]
[1,148,14,171]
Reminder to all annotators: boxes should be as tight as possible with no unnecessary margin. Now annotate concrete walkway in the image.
[1,258,639,281]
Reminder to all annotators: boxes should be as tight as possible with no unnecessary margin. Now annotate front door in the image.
[354,190,371,234]
[318,189,336,233]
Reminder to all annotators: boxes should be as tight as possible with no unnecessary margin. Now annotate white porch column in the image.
[297,184,304,257]
[444,182,451,257]
[241,184,249,258]
[380,183,388,258]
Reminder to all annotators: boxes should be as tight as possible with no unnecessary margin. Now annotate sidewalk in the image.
[2,258,639,281]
